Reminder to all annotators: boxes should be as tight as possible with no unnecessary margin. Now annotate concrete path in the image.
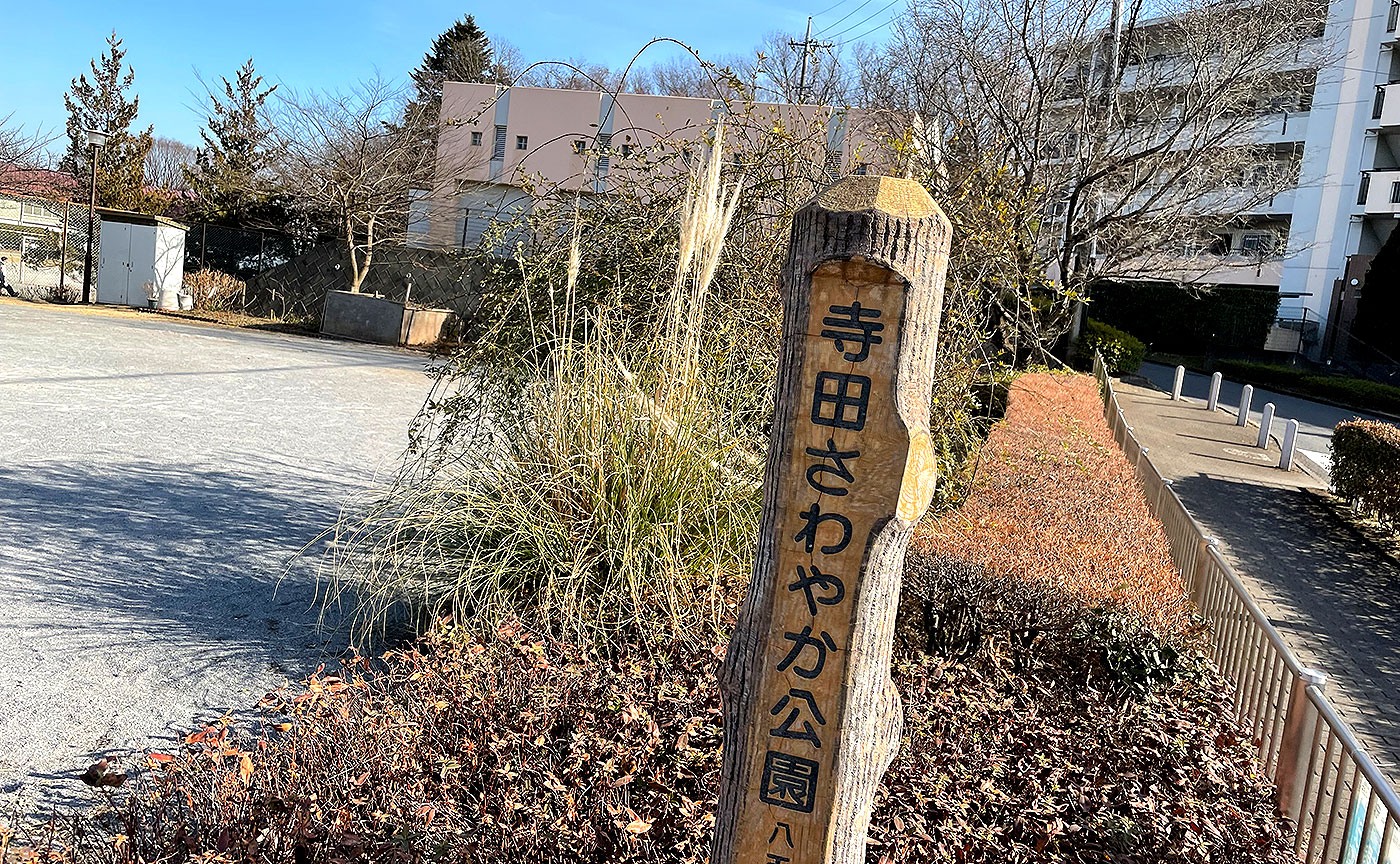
[1115,379,1400,784]
[1138,361,1388,477]
[0,300,433,806]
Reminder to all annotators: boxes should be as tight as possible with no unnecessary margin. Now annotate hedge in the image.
[1332,419,1400,527]
[1082,318,1146,374]
[1217,361,1400,415]
[1090,282,1281,354]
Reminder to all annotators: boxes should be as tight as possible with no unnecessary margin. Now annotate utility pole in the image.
[789,16,833,104]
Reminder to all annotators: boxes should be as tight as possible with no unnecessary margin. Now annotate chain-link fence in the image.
[0,193,96,303]
[185,222,296,279]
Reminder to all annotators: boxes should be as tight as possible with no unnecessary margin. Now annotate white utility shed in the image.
[96,210,188,308]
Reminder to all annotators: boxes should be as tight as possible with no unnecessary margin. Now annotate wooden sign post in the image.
[712,176,951,864]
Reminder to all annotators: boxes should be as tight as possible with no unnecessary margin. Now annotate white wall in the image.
[1280,0,1386,335]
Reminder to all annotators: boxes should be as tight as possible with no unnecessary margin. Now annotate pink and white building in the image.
[410,82,894,251]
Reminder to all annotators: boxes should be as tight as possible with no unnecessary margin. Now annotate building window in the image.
[1241,233,1276,254]
[516,135,528,150]
[1389,0,1398,32]
[1374,86,1387,121]
[823,148,842,181]
[853,162,868,176]
[1359,172,1372,205]
[572,139,586,155]
[1390,180,1400,204]
[620,143,633,157]
[596,133,613,175]
[493,126,507,160]
[19,201,53,222]
[1207,233,1231,255]
[471,131,482,146]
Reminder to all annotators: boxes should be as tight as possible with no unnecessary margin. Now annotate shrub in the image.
[917,372,1196,637]
[182,268,247,311]
[1081,318,1146,374]
[43,282,79,304]
[1216,361,1400,415]
[1332,419,1400,527]
[321,126,761,647]
[1090,281,1280,354]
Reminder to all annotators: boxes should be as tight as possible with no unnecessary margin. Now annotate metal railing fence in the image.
[1092,353,1399,864]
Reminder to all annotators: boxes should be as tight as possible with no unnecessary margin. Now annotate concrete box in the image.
[321,290,456,347]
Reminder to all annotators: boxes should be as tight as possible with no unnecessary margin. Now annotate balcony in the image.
[1357,169,1400,214]
[1372,83,1400,128]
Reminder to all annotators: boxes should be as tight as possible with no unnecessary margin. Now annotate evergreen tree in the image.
[410,16,493,117]
[185,59,279,223]
[60,32,159,212]
[1358,228,1400,361]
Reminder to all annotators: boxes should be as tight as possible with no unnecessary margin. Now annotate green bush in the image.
[1082,318,1146,374]
[1216,361,1400,415]
[1332,420,1400,527]
[1091,282,1280,354]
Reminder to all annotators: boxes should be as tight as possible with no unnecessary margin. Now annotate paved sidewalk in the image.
[1115,380,1400,783]
[1137,361,1387,478]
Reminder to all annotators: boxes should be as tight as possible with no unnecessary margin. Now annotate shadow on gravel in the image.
[0,460,359,804]
[1169,474,1400,777]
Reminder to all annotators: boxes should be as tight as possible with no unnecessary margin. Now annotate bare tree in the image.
[742,30,852,105]
[264,76,475,292]
[145,136,195,193]
[861,0,1328,352]
[0,115,57,195]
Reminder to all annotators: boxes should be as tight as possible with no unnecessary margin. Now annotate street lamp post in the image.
[80,128,109,305]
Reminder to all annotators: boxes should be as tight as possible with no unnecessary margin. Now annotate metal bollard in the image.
[1274,668,1328,824]
[1257,402,1275,448]
[1236,384,1253,427]
[1280,418,1299,470]
[1171,365,1185,401]
[1206,372,1222,411]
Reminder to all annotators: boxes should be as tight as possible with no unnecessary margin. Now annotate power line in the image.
[824,0,903,41]
[815,0,880,34]
[843,11,902,42]
[811,0,858,17]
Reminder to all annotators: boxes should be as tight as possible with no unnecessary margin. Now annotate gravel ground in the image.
[0,299,435,807]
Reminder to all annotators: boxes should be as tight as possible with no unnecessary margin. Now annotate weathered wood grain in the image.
[711,175,952,864]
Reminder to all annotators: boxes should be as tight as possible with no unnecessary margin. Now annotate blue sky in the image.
[0,0,897,155]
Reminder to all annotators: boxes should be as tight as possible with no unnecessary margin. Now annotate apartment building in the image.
[1083,0,1400,360]
[412,82,889,252]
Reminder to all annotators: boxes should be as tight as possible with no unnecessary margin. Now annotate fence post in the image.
[1136,445,1148,473]
[1171,365,1185,401]
[1207,372,1223,411]
[1275,668,1328,825]
[1190,537,1218,607]
[1157,477,1173,511]
[1236,384,1253,427]
[59,208,69,296]
[1257,403,1276,448]
[1280,419,1299,470]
